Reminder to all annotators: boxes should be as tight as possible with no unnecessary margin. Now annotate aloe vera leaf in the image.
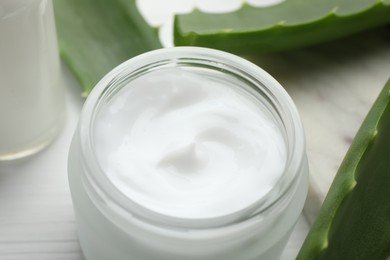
[174,0,390,54]
[54,0,161,96]
[296,78,390,260]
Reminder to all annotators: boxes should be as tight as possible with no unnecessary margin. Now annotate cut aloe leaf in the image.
[54,0,161,96]
[297,78,390,259]
[174,0,390,54]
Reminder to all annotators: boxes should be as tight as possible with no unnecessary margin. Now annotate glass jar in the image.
[68,47,308,260]
[0,0,64,160]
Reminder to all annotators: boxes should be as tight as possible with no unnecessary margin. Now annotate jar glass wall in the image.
[68,47,308,260]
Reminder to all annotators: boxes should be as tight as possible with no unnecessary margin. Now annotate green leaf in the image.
[174,0,390,54]
[54,0,161,96]
[297,78,390,259]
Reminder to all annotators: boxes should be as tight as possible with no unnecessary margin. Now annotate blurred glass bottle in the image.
[0,0,64,161]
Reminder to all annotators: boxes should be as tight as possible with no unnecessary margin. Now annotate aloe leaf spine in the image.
[174,0,390,54]
[297,78,390,259]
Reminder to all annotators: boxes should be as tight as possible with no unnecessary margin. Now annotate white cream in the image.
[93,67,286,219]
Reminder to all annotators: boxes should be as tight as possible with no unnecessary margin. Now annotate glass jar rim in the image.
[77,47,306,230]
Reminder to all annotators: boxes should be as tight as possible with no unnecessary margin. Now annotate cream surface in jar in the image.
[69,47,308,260]
[93,67,286,219]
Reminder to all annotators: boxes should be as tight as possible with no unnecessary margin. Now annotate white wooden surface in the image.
[1,1,390,259]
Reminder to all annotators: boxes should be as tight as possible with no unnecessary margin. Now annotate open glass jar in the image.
[68,47,308,260]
